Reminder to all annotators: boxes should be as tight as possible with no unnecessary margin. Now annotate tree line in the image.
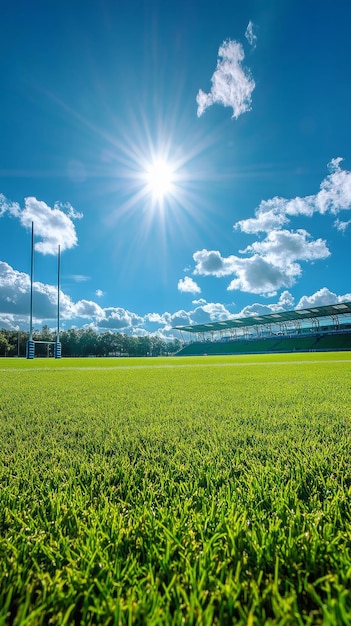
[0,326,182,358]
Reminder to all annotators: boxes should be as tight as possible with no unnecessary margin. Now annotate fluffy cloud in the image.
[241,229,330,265]
[1,260,350,339]
[0,262,31,314]
[192,229,330,296]
[178,276,201,294]
[0,261,104,327]
[190,302,232,324]
[166,310,192,328]
[0,261,236,333]
[228,288,351,320]
[0,261,71,321]
[72,300,105,320]
[235,158,351,235]
[97,307,144,330]
[296,287,351,310]
[0,194,82,255]
[190,159,351,296]
[235,198,290,234]
[196,39,255,119]
[237,291,295,318]
[193,249,236,277]
[193,249,290,295]
[227,255,298,296]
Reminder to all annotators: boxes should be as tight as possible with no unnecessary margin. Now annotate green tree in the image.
[0,332,10,356]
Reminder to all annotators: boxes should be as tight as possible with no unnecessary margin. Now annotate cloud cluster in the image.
[0,261,103,326]
[236,158,351,234]
[0,194,82,255]
[239,288,351,319]
[196,39,255,119]
[192,249,302,296]
[1,260,350,339]
[189,159,351,296]
[97,307,144,330]
[0,260,232,335]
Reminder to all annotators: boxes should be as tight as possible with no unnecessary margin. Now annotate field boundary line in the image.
[1,358,351,373]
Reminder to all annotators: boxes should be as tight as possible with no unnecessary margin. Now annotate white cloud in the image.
[0,262,30,313]
[178,276,201,294]
[190,302,232,324]
[167,310,192,328]
[192,230,330,297]
[95,289,104,297]
[316,158,351,214]
[232,288,351,319]
[55,201,83,220]
[0,313,23,330]
[0,262,145,335]
[0,261,104,326]
[192,298,207,305]
[274,290,296,311]
[145,312,166,324]
[192,247,301,296]
[1,260,350,340]
[235,197,290,234]
[145,310,192,331]
[238,291,295,317]
[227,255,299,296]
[0,194,21,217]
[189,159,350,296]
[72,300,105,320]
[192,249,292,295]
[0,261,232,333]
[241,229,330,265]
[193,249,236,277]
[0,193,82,255]
[245,21,257,48]
[235,158,351,235]
[296,287,351,309]
[0,260,72,321]
[196,39,255,119]
[97,307,144,330]
[334,218,351,232]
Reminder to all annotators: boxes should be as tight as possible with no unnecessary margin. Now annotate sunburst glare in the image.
[56,99,228,265]
[144,158,175,201]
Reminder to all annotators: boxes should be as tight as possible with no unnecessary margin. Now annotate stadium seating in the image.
[176,332,351,356]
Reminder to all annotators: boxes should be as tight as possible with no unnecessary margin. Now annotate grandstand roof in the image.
[173,301,351,334]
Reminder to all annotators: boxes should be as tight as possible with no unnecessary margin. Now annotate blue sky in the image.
[1,0,351,339]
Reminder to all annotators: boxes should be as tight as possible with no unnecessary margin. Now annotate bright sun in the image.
[145,158,175,200]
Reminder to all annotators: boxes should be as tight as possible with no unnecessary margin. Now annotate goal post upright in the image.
[54,244,62,358]
[29,221,34,341]
[26,222,35,359]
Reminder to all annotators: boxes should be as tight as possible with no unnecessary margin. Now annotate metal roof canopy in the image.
[173,302,351,334]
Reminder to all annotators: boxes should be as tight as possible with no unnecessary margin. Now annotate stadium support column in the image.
[26,222,35,359]
[54,244,62,359]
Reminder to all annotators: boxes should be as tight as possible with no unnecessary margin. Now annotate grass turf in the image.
[1,353,351,625]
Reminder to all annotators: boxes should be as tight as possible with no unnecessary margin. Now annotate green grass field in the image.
[1,353,351,625]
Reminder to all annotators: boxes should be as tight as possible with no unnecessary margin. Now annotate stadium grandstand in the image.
[173,302,351,356]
